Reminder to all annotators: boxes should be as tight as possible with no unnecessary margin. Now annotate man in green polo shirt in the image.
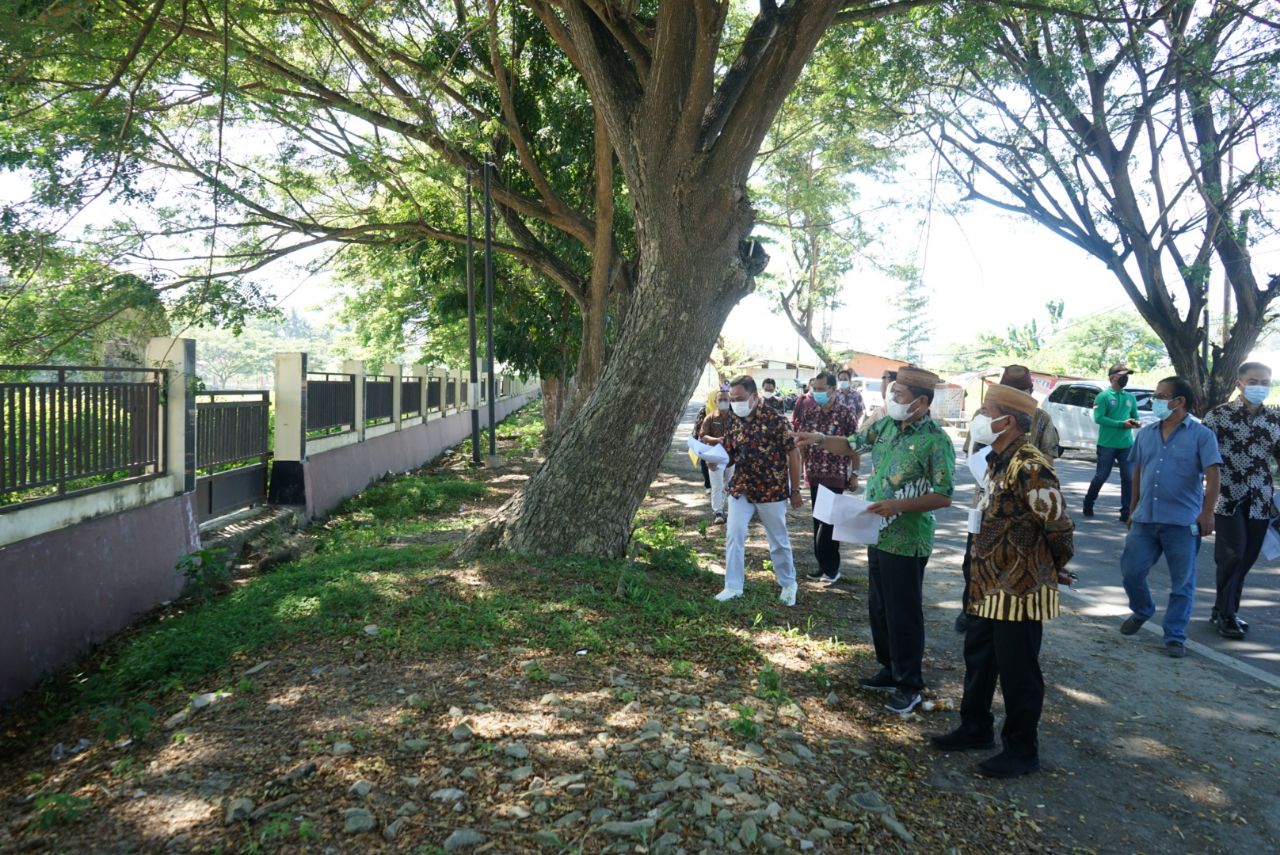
[1083,363,1142,522]
[797,366,956,715]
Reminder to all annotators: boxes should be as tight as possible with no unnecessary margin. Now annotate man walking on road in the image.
[1083,364,1142,521]
[1120,377,1222,658]
[796,366,955,715]
[792,371,861,584]
[713,375,804,606]
[929,384,1075,778]
[760,378,785,415]
[834,369,866,425]
[1203,362,1280,639]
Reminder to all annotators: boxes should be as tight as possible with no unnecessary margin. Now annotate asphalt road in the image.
[946,445,1280,683]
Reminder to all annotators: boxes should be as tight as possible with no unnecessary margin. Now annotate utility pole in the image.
[483,161,497,459]
[466,175,480,465]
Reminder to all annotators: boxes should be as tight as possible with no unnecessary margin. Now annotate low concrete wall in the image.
[304,393,536,517]
[0,493,199,704]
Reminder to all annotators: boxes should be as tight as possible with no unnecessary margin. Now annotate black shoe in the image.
[977,750,1040,778]
[1218,616,1246,640]
[954,613,970,633]
[806,568,828,580]
[1082,505,1094,517]
[1166,640,1187,658]
[858,671,897,693]
[930,728,995,752]
[884,688,922,715]
[1209,609,1222,629]
[1120,615,1147,635]
[1119,512,1130,523]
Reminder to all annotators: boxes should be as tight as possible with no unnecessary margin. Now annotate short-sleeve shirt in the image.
[791,396,860,490]
[1093,388,1139,449]
[1203,400,1280,519]
[834,387,866,426]
[723,405,797,504]
[1130,416,1223,526]
[848,415,956,557]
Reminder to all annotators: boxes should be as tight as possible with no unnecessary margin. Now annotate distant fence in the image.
[1,365,165,510]
[307,372,355,438]
[194,390,270,523]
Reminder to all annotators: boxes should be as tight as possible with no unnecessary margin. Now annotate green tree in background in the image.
[889,272,933,364]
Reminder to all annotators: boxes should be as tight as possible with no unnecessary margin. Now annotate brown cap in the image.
[1108,363,1131,377]
[985,384,1038,417]
[896,366,941,390]
[1000,364,1034,392]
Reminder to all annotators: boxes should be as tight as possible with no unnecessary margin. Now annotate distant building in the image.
[839,351,913,379]
[726,358,821,392]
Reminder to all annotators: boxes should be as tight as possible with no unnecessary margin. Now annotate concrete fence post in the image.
[145,337,196,495]
[383,362,403,429]
[411,364,429,418]
[268,351,307,504]
[343,358,366,442]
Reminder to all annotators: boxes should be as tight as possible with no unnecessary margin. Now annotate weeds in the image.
[176,546,231,602]
[728,704,760,740]
[755,663,790,704]
[92,701,157,743]
[34,793,90,829]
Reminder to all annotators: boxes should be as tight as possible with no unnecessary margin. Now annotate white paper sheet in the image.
[686,435,729,466]
[1263,527,1280,562]
[968,445,992,485]
[813,485,886,544]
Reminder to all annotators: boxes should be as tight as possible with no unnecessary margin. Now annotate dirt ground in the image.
[0,403,1276,855]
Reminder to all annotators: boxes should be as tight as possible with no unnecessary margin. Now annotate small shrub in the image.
[807,663,831,691]
[34,793,90,829]
[176,546,231,601]
[755,663,789,704]
[729,704,759,739]
[633,519,699,575]
[93,701,157,743]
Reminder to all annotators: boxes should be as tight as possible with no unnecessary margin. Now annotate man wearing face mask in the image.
[796,367,955,715]
[1119,377,1222,658]
[1203,362,1280,639]
[929,385,1074,778]
[698,388,734,525]
[760,378,785,415]
[792,372,862,584]
[1083,364,1142,521]
[714,375,804,605]
[834,369,866,425]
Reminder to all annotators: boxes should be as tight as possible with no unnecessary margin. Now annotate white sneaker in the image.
[779,583,797,607]
[714,589,743,602]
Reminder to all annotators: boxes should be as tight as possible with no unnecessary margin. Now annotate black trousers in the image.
[866,547,927,692]
[960,617,1044,760]
[810,484,843,576]
[700,459,711,488]
[1214,508,1269,618]
[960,532,974,611]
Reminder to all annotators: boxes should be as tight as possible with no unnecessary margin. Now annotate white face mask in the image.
[730,400,753,418]
[969,414,1007,445]
[887,398,917,421]
[716,401,730,411]
[761,390,775,399]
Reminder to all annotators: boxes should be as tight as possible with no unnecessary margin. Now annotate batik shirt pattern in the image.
[848,415,956,557]
[834,387,866,425]
[724,405,796,503]
[1204,399,1280,519]
[791,396,860,489]
[969,437,1074,621]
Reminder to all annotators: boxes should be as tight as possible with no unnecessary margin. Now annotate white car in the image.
[1042,382,1160,451]
[850,377,885,412]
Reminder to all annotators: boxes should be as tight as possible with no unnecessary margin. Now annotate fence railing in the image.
[401,377,422,418]
[195,390,270,522]
[307,372,355,437]
[364,374,394,426]
[1,365,165,510]
[428,377,442,410]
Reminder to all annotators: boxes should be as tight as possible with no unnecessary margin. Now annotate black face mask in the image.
[1114,375,1129,389]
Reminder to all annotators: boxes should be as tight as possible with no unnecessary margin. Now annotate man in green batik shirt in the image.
[796,366,956,715]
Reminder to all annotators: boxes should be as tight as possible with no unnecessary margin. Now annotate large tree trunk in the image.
[463,215,754,558]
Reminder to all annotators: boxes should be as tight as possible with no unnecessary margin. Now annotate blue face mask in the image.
[1151,399,1172,420]
[813,391,830,406]
[1243,385,1269,405]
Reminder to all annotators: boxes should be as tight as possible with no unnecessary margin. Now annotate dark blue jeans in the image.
[1084,445,1131,516]
[1120,522,1200,643]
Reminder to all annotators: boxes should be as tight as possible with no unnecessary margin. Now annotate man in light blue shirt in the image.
[1119,377,1222,657]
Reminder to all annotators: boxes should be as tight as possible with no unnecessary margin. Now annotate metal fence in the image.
[1,365,164,509]
[401,377,422,418]
[365,375,394,425]
[445,378,457,407]
[195,390,270,522]
[427,378,442,410]
[307,372,355,437]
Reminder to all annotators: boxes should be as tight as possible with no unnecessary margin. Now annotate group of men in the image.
[699,357,1276,778]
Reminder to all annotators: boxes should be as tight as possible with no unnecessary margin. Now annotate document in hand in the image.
[813,484,887,544]
[968,445,992,485]
[686,435,730,467]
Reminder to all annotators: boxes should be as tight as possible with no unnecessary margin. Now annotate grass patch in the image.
[458,405,544,459]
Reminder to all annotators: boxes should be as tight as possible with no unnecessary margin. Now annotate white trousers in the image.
[724,494,796,592]
[709,464,734,514]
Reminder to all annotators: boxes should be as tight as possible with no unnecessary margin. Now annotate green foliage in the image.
[92,701,157,743]
[729,705,760,740]
[34,793,90,829]
[807,663,832,691]
[889,273,933,364]
[631,518,701,576]
[755,663,790,705]
[1057,311,1168,376]
[176,547,232,603]
[670,660,695,679]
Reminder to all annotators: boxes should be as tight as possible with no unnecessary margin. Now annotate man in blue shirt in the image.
[1119,377,1222,657]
